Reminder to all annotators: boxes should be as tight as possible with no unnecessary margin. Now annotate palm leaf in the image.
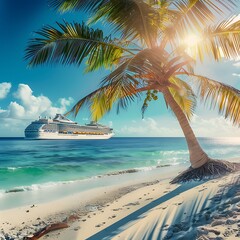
[101,48,170,89]
[25,21,130,71]
[118,49,194,92]
[88,0,161,48]
[66,47,167,120]
[49,0,160,47]
[66,82,150,121]
[66,84,121,121]
[65,85,108,118]
[162,0,238,47]
[195,16,240,61]
[50,0,179,47]
[190,74,240,125]
[162,54,194,81]
[49,0,105,13]
[89,89,116,121]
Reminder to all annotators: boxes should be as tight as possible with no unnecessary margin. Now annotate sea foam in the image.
[4,180,76,194]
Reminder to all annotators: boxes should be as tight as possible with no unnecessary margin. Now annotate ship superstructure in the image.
[25,114,114,140]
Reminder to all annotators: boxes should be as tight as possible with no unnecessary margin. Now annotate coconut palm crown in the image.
[25,0,240,182]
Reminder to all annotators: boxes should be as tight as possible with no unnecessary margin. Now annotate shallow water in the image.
[0,137,240,195]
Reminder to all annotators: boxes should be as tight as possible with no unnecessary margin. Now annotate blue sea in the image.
[0,137,240,209]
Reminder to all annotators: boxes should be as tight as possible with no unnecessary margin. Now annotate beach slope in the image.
[1,167,240,240]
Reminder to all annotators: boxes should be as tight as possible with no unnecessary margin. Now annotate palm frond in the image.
[99,59,145,114]
[101,48,170,88]
[49,0,105,13]
[65,85,107,118]
[66,84,122,121]
[66,82,150,121]
[173,0,237,27]
[168,76,196,120]
[49,0,180,46]
[195,16,240,61]
[162,0,238,47]
[121,49,194,90]
[67,48,168,120]
[163,54,194,81]
[88,0,161,47]
[190,74,240,126]
[89,89,116,121]
[25,21,129,70]
[49,0,160,47]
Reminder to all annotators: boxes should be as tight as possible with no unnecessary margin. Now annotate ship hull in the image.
[25,132,114,140]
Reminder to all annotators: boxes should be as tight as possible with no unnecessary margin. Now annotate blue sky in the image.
[0,0,240,137]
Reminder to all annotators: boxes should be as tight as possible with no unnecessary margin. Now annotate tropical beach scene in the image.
[0,0,240,239]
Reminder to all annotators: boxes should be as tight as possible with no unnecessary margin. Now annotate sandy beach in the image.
[1,159,240,240]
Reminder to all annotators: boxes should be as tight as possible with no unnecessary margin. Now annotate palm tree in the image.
[25,0,240,182]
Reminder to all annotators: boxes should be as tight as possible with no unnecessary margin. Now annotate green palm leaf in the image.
[66,47,170,120]
[49,0,104,13]
[197,16,240,61]
[100,48,173,90]
[25,21,130,71]
[88,0,161,47]
[66,82,150,121]
[66,84,121,121]
[190,74,240,125]
[65,85,108,118]
[50,0,163,47]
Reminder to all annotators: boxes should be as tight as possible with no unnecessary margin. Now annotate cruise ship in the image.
[25,114,114,140]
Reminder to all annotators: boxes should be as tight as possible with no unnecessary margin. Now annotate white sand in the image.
[0,161,240,240]
[56,173,240,240]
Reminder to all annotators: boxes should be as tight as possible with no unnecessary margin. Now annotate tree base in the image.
[171,159,240,184]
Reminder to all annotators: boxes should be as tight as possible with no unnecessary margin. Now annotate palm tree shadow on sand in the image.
[87,174,239,240]
[87,181,203,240]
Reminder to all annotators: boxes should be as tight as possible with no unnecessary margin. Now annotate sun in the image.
[181,34,202,57]
[183,34,201,47]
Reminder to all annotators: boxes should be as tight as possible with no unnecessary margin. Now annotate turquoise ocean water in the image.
[0,137,240,197]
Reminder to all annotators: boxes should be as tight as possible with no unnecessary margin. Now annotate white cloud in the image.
[0,84,74,136]
[233,62,240,67]
[8,101,25,118]
[0,82,11,99]
[49,97,74,117]
[0,108,7,114]
[117,117,182,137]
[232,73,240,77]
[116,116,240,137]
[0,84,74,120]
[191,115,240,137]
[0,118,28,137]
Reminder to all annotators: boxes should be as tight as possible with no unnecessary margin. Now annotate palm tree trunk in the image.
[162,87,209,168]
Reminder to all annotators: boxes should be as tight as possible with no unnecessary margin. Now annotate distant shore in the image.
[1,158,240,240]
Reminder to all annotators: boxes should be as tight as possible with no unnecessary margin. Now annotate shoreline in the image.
[1,160,240,239]
[1,163,177,195]
[0,164,185,210]
[0,165,184,238]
